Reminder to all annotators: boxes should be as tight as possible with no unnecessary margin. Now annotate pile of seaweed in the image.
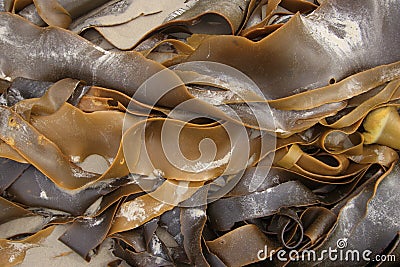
[0,0,399,266]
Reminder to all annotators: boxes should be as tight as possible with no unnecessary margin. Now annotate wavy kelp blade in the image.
[1,96,263,190]
[70,0,169,31]
[206,224,280,267]
[13,78,82,119]
[241,0,281,34]
[0,196,33,224]
[58,202,119,261]
[300,207,337,245]
[241,0,318,39]
[186,0,400,100]
[87,0,251,50]
[0,77,52,106]
[208,180,319,231]
[159,207,181,239]
[0,141,27,163]
[379,233,400,267]
[0,158,29,193]
[268,62,400,111]
[22,0,110,26]
[163,0,250,35]
[273,145,369,183]
[180,186,209,266]
[113,241,173,267]
[0,105,100,189]
[280,0,317,13]
[111,228,146,253]
[0,226,54,266]
[297,163,400,266]
[0,77,89,108]
[6,165,118,216]
[109,180,203,234]
[0,13,190,107]
[80,85,171,117]
[93,182,143,217]
[33,0,71,28]
[142,39,196,67]
[71,0,190,50]
[0,0,31,12]
[321,79,400,128]
[29,104,138,164]
[0,0,13,12]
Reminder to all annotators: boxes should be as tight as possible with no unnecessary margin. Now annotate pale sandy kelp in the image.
[0,0,399,266]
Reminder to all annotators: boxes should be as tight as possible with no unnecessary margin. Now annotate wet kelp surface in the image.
[0,0,399,266]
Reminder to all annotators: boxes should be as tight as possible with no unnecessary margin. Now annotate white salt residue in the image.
[196,89,236,106]
[152,203,165,213]
[10,242,35,251]
[182,63,264,104]
[164,0,199,22]
[88,217,104,227]
[349,154,364,163]
[40,190,49,200]
[8,242,36,262]
[126,174,140,185]
[374,148,385,163]
[210,71,263,100]
[119,199,146,222]
[265,187,273,193]
[107,157,115,165]
[275,128,290,134]
[304,9,363,57]
[94,45,108,54]
[0,24,17,56]
[242,168,265,191]
[206,42,211,59]
[341,202,355,212]
[0,70,11,81]
[91,52,116,83]
[378,67,400,84]
[337,202,356,236]
[153,169,165,177]
[141,172,159,181]
[71,167,97,179]
[70,155,81,163]
[151,235,163,255]
[364,172,400,228]
[182,151,232,173]
[241,189,271,218]
[189,208,206,219]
